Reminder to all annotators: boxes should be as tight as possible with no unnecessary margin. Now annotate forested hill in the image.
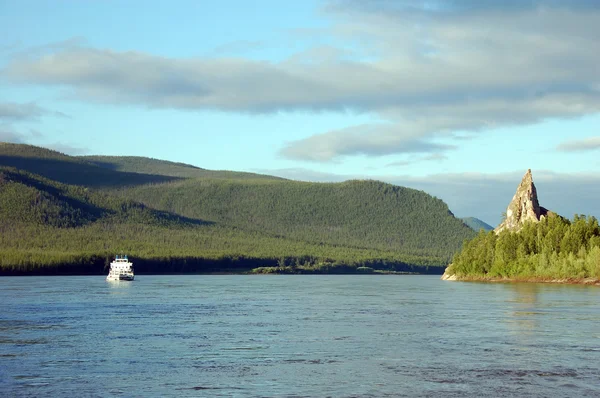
[0,143,475,275]
[82,155,284,180]
[0,143,178,187]
[0,167,200,228]
[116,178,475,258]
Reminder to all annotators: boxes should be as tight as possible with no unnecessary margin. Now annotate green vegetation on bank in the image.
[0,222,444,275]
[0,143,474,275]
[448,214,600,280]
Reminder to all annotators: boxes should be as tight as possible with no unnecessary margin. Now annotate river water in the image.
[1,275,599,397]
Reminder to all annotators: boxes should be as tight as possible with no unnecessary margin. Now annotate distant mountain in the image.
[0,143,476,275]
[461,217,494,232]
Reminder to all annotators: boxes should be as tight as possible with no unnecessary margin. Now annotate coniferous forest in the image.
[447,214,600,281]
[0,143,476,275]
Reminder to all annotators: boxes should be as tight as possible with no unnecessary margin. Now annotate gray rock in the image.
[494,169,551,233]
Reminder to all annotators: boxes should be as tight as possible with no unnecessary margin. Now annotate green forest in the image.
[0,143,476,275]
[111,178,473,258]
[447,214,600,281]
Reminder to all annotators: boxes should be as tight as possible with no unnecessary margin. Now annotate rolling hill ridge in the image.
[0,143,476,275]
[82,155,284,180]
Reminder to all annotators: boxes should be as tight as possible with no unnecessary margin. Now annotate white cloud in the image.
[0,101,50,121]
[278,123,455,161]
[2,1,600,160]
[0,125,28,143]
[556,136,600,152]
[45,142,89,155]
[386,153,448,168]
[0,125,86,155]
[0,101,69,123]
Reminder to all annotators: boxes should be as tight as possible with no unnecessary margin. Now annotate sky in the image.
[1,0,600,226]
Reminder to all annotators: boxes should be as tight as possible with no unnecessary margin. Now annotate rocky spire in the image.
[495,169,549,233]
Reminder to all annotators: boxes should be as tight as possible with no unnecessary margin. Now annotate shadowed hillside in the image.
[0,143,179,188]
[0,167,209,228]
[82,155,284,180]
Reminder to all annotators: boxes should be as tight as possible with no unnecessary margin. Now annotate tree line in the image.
[448,214,600,280]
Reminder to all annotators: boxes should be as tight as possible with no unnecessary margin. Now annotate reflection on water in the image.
[510,282,541,304]
[1,275,599,397]
[506,283,541,334]
[106,279,134,297]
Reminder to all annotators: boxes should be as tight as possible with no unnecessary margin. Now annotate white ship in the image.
[106,255,135,281]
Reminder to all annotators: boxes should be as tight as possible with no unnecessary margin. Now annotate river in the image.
[1,275,599,397]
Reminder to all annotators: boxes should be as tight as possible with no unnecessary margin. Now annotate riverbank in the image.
[442,273,600,286]
[1,261,445,276]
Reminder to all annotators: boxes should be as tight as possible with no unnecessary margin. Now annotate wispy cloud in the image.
[0,124,85,155]
[0,101,68,122]
[325,0,600,15]
[0,125,28,143]
[556,136,600,152]
[0,125,45,143]
[0,101,72,154]
[46,142,89,155]
[278,124,455,161]
[386,153,448,168]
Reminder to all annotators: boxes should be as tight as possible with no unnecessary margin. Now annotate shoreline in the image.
[0,270,431,277]
[442,274,600,286]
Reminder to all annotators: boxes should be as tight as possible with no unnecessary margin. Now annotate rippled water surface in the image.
[1,275,600,397]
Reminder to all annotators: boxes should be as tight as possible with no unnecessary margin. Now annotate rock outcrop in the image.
[494,169,550,233]
[441,269,457,280]
[442,169,554,281]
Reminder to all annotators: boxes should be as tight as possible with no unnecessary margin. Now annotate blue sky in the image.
[1,0,600,225]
